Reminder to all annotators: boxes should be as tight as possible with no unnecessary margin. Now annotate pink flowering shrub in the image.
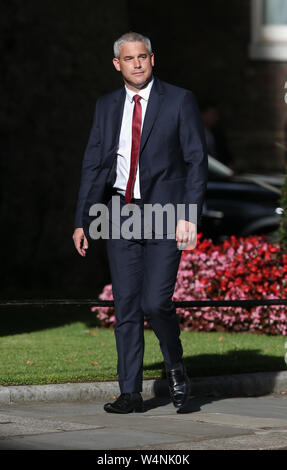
[92,234,287,335]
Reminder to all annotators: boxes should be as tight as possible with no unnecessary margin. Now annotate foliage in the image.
[93,234,287,335]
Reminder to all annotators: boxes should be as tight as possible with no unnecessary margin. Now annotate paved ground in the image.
[0,393,287,450]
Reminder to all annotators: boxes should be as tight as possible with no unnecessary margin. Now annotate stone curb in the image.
[0,370,287,404]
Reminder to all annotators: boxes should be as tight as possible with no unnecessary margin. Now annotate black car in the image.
[199,156,284,241]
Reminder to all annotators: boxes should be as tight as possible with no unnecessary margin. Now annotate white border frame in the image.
[249,0,287,61]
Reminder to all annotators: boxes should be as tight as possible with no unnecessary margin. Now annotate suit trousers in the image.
[106,196,183,393]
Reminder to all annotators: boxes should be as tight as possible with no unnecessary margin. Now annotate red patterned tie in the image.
[125,94,142,203]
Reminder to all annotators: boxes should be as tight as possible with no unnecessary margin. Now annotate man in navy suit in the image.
[73,32,208,413]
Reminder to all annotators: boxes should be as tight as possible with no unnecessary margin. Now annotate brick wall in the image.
[128,0,287,172]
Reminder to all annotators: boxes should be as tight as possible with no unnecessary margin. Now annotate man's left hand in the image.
[176,219,197,250]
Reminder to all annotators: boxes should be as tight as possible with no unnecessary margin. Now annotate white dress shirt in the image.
[113,77,154,198]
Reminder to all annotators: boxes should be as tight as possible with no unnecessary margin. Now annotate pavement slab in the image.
[0,394,286,450]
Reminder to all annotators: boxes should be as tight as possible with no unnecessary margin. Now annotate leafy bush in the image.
[92,234,287,335]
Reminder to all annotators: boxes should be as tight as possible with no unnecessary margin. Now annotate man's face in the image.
[113,41,154,91]
[202,107,219,128]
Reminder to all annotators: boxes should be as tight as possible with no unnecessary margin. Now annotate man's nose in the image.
[133,58,142,68]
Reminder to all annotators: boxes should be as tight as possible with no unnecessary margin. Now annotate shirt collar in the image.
[125,76,154,103]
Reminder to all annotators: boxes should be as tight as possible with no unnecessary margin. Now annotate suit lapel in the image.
[108,77,163,154]
[140,77,163,153]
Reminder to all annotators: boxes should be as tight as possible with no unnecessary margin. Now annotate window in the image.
[249,0,287,60]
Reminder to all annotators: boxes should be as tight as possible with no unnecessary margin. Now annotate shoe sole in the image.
[104,404,144,414]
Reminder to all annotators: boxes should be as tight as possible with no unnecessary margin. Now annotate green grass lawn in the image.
[0,320,286,386]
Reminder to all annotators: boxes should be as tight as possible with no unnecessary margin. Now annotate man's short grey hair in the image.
[113,32,152,59]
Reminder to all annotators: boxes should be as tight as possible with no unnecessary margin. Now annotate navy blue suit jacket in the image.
[74,76,208,240]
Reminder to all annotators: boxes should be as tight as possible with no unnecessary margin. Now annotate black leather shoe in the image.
[165,361,191,409]
[104,392,144,414]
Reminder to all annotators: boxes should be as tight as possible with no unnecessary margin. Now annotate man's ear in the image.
[151,53,155,67]
[113,57,121,72]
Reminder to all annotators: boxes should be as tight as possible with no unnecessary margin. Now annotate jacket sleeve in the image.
[74,99,102,228]
[178,91,208,224]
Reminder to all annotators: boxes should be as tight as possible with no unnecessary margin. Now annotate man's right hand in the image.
[73,228,89,257]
